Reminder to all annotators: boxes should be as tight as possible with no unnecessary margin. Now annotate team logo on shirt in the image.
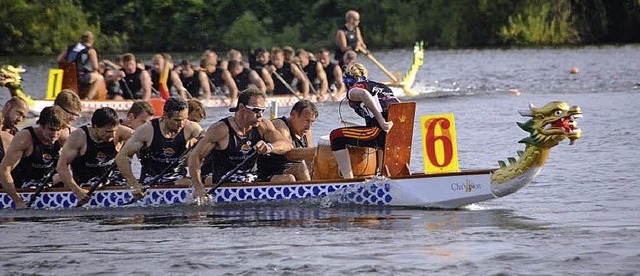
[240,142,252,154]
[96,151,108,162]
[42,153,53,162]
[163,147,175,156]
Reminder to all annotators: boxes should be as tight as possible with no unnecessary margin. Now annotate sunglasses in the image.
[244,104,266,114]
[60,105,81,117]
[343,75,360,86]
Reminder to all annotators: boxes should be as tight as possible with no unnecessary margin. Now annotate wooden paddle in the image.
[294,63,318,95]
[75,162,118,207]
[271,67,303,101]
[123,138,201,205]
[206,151,259,196]
[26,167,57,208]
[362,50,418,96]
[362,50,399,83]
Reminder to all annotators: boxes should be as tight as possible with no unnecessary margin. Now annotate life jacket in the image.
[66,43,93,75]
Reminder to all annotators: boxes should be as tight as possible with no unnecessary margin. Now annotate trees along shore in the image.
[1,0,639,56]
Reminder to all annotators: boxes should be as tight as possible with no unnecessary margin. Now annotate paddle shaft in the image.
[363,52,400,83]
[124,138,201,205]
[76,162,118,207]
[271,67,302,100]
[26,167,56,208]
[294,63,318,94]
[207,78,226,98]
[207,151,258,196]
[118,78,136,100]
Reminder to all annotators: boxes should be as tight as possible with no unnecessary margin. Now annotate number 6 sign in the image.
[420,113,460,173]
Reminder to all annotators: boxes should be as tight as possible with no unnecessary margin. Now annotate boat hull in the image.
[0,171,496,209]
[32,94,305,113]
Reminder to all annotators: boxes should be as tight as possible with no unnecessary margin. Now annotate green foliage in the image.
[223,11,271,51]
[0,0,122,55]
[1,0,639,55]
[499,1,577,45]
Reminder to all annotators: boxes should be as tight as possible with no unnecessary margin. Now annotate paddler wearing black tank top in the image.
[116,97,203,200]
[188,88,293,203]
[0,106,68,209]
[57,107,132,204]
[334,10,367,66]
[257,100,318,182]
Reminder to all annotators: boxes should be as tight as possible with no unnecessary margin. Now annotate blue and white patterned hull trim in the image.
[1,173,496,209]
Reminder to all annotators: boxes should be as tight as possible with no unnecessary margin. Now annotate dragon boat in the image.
[0,100,582,210]
[2,42,424,114]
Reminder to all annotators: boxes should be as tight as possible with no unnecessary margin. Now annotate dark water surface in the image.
[1,46,639,275]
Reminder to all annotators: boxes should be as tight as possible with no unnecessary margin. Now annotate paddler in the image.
[188,88,292,202]
[56,107,132,203]
[0,106,68,208]
[257,99,318,182]
[1,97,29,135]
[335,10,367,68]
[56,31,106,100]
[115,97,202,199]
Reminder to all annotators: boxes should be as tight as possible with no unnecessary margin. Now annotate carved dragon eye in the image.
[553,110,563,116]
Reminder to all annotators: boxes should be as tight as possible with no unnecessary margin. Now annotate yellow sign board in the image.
[420,113,460,173]
[46,69,64,100]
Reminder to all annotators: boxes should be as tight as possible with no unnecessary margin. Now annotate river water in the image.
[1,45,639,275]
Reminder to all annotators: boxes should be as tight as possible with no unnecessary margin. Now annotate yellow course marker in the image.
[46,69,64,100]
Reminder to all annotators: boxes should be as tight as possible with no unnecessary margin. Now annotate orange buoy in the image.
[569,67,579,74]
[149,98,165,117]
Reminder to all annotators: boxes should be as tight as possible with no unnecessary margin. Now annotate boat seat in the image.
[57,62,107,100]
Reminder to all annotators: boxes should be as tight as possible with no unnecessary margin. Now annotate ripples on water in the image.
[1,46,640,274]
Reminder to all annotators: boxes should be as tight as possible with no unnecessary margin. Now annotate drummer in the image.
[329,63,399,178]
[257,99,318,182]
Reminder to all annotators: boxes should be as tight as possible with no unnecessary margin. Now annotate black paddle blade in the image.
[26,184,48,208]
[123,189,146,205]
[75,195,91,208]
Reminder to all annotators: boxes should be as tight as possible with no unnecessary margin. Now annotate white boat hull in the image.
[0,171,496,209]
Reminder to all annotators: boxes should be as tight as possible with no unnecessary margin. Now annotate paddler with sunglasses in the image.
[330,63,399,179]
[188,87,292,202]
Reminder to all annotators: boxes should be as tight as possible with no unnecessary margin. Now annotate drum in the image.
[312,135,377,180]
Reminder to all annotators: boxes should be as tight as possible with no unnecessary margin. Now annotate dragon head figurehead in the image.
[516,101,582,148]
[491,101,582,197]
[0,65,26,89]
